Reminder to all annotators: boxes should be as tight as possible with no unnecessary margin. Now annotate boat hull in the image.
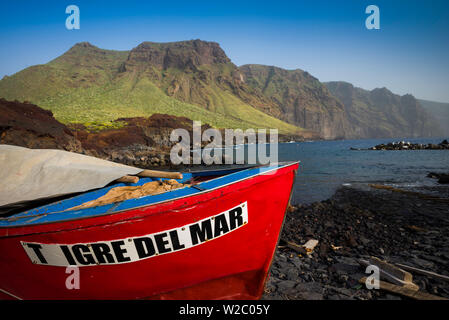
[0,163,298,300]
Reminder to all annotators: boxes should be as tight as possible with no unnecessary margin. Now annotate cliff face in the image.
[124,40,231,70]
[239,65,352,139]
[325,82,442,138]
[121,41,283,119]
[418,99,449,136]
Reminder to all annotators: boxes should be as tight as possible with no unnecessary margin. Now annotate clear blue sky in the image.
[1,0,448,102]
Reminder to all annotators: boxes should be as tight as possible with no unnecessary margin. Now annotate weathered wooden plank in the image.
[359,277,448,300]
[395,263,449,283]
[285,241,307,255]
[359,257,419,291]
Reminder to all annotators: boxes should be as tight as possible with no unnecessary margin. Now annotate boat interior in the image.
[0,163,289,227]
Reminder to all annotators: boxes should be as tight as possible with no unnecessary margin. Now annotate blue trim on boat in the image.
[0,163,296,227]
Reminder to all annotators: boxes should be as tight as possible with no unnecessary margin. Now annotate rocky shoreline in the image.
[263,185,449,300]
[351,139,449,151]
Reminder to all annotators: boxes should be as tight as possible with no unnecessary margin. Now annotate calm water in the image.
[277,138,449,204]
[201,137,449,204]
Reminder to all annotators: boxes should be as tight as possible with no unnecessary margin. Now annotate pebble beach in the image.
[263,185,449,300]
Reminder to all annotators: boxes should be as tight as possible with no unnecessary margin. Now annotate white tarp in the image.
[0,145,143,207]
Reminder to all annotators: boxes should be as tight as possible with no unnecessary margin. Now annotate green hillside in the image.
[0,41,303,135]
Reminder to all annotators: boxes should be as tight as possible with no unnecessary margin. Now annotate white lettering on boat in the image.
[21,202,248,267]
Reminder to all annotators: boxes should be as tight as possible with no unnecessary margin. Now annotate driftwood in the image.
[285,241,307,255]
[285,240,319,255]
[395,263,449,283]
[359,257,418,291]
[359,277,448,300]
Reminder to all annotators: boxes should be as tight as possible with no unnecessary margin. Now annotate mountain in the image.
[0,40,443,140]
[324,82,442,138]
[239,65,442,139]
[0,41,304,136]
[239,64,351,139]
[418,99,449,136]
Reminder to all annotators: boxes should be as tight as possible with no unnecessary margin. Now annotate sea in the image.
[214,138,449,204]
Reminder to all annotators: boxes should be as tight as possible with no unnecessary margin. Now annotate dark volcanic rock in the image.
[427,172,449,184]
[263,185,449,300]
[364,140,449,151]
[0,98,202,168]
[0,98,83,152]
[438,175,449,184]
[69,113,210,168]
[125,40,231,71]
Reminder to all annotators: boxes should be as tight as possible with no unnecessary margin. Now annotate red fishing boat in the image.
[0,162,298,300]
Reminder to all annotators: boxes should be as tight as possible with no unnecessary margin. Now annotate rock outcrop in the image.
[0,98,208,168]
[0,99,83,152]
[124,40,231,71]
[364,140,449,151]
